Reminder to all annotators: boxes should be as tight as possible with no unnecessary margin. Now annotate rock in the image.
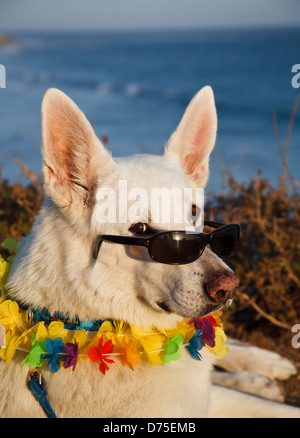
[0,35,15,46]
[211,370,285,402]
[218,337,297,380]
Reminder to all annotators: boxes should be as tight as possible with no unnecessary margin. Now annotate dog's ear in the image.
[41,88,113,210]
[165,86,217,187]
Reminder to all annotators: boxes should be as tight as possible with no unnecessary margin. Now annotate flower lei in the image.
[0,239,229,376]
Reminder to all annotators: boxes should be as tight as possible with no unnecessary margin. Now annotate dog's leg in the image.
[209,384,300,418]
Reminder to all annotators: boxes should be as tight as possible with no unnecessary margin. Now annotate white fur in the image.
[1,87,299,418]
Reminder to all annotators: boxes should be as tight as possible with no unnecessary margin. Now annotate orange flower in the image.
[118,339,141,370]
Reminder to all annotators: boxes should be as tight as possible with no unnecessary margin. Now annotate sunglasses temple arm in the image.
[93,237,103,259]
[93,235,148,259]
[204,220,227,229]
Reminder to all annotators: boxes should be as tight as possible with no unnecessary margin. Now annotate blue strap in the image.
[27,373,57,418]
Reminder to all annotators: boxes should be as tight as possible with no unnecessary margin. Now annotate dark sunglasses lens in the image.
[150,232,204,264]
[211,225,239,257]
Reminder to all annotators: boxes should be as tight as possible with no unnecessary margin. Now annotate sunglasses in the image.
[93,220,240,265]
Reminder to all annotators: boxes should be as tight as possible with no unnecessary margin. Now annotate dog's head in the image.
[9,86,238,329]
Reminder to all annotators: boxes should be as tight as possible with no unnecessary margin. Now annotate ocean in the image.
[0,27,299,194]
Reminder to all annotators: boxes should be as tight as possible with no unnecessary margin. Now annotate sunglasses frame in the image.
[93,220,240,265]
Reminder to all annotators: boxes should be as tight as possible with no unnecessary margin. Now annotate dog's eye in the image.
[129,222,149,234]
[192,204,200,225]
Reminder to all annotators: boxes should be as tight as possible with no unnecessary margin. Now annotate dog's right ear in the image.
[41,88,113,212]
[164,86,217,187]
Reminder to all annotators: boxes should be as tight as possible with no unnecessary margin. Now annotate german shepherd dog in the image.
[1,86,299,417]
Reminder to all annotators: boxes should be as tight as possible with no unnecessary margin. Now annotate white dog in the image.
[0,86,299,418]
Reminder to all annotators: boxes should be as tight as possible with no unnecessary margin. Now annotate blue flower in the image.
[185,330,204,360]
[43,337,65,373]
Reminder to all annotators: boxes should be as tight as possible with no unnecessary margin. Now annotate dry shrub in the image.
[205,171,300,406]
[211,94,300,343]
[205,174,300,334]
[0,165,43,260]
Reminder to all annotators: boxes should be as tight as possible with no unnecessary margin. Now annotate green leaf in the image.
[2,239,22,255]
[21,339,47,369]
[163,334,184,365]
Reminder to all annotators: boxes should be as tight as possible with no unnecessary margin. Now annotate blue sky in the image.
[0,0,300,31]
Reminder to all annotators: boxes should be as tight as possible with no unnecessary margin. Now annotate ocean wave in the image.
[97,82,122,95]
[96,81,145,97]
[23,70,53,84]
[163,88,190,105]
[125,83,144,96]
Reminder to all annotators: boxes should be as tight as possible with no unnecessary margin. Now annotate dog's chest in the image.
[0,352,212,417]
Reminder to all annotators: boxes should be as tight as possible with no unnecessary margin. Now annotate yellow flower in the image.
[130,324,167,365]
[99,320,114,333]
[211,310,223,327]
[0,330,20,365]
[18,320,73,350]
[102,320,132,346]
[71,329,89,350]
[46,321,73,343]
[164,319,195,344]
[0,300,28,334]
[207,326,229,359]
[0,319,89,366]
[0,258,11,289]
[0,321,47,365]
[16,321,46,352]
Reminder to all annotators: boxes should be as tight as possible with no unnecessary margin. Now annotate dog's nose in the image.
[204,271,239,303]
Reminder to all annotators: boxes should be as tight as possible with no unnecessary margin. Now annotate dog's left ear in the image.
[165,86,217,187]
